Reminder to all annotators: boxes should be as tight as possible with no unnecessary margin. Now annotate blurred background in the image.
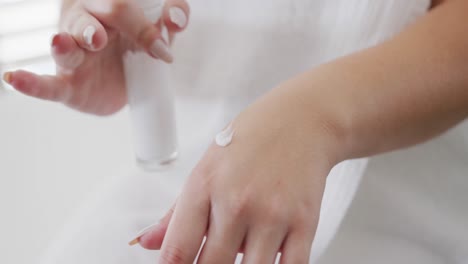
[0,1,136,263]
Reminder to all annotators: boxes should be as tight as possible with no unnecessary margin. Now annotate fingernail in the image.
[169,7,187,28]
[161,25,169,44]
[128,222,161,246]
[51,34,60,48]
[3,72,12,84]
[150,39,173,63]
[83,25,96,48]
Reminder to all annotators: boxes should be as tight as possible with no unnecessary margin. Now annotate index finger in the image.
[159,182,210,263]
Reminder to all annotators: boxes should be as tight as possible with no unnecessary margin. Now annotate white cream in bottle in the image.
[124,0,178,171]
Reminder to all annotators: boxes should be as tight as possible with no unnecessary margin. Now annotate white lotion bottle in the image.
[123,0,178,171]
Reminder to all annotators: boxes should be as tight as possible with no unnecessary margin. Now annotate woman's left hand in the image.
[132,83,343,263]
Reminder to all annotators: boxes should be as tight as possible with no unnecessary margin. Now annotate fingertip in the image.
[51,32,82,57]
[3,70,71,102]
[83,25,96,48]
[139,232,165,250]
[51,33,73,55]
[164,0,190,32]
[3,71,12,85]
[135,225,167,250]
[132,25,170,62]
[149,38,174,63]
[134,202,176,250]
[5,70,39,96]
[51,33,85,71]
[82,24,108,51]
[128,237,140,246]
[166,6,188,30]
[92,27,108,51]
[62,7,108,52]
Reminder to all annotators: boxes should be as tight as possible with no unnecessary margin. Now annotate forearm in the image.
[284,0,468,161]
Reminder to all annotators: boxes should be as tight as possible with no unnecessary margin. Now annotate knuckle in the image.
[296,200,318,225]
[290,255,310,264]
[262,201,289,225]
[65,88,90,111]
[104,0,132,24]
[190,162,209,179]
[288,210,311,230]
[224,194,250,219]
[291,214,312,234]
[160,245,186,264]
[107,0,155,47]
[199,244,231,263]
[290,210,318,237]
[189,159,219,190]
[136,25,154,48]
[293,210,310,226]
[51,85,66,102]
[109,0,129,15]
[63,11,87,34]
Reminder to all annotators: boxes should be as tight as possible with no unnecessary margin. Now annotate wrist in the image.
[274,68,355,165]
[238,77,351,173]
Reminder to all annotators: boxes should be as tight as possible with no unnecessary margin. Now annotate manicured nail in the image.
[3,72,12,84]
[150,39,173,63]
[169,7,187,28]
[128,222,160,246]
[161,25,169,44]
[51,34,60,48]
[83,25,96,48]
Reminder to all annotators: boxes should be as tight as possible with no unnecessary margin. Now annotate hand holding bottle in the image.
[3,0,190,116]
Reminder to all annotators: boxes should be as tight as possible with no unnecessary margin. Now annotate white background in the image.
[0,1,136,263]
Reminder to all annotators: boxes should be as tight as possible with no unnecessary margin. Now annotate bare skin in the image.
[3,0,468,263]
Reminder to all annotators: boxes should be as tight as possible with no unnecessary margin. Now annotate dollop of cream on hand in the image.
[215,123,235,147]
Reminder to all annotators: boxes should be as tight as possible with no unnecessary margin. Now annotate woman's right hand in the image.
[2,0,190,115]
